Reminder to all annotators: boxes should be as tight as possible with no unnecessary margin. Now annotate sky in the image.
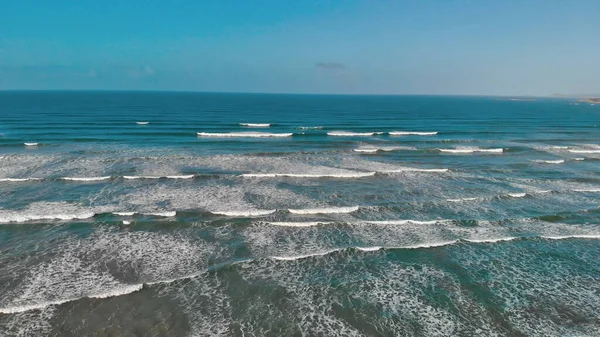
[1,0,599,96]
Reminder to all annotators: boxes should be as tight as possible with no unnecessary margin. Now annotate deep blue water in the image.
[0,91,599,336]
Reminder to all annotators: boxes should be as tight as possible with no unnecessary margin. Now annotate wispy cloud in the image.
[315,62,346,70]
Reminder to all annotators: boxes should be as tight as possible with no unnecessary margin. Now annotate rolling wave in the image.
[389,131,438,136]
[569,149,600,154]
[288,206,359,214]
[239,123,271,127]
[440,148,503,153]
[211,209,276,217]
[266,221,334,227]
[532,159,565,164]
[197,132,293,138]
[62,176,112,182]
[0,178,42,182]
[24,142,38,146]
[135,122,149,125]
[241,172,376,178]
[327,131,378,136]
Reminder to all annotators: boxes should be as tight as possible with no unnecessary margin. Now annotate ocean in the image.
[0,91,599,336]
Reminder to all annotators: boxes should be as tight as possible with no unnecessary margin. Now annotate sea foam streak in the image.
[440,148,503,153]
[241,172,375,178]
[136,122,149,125]
[0,212,96,223]
[165,175,195,179]
[366,220,443,225]
[239,123,271,127]
[123,175,161,180]
[327,131,376,136]
[267,221,333,227]
[533,159,565,164]
[389,131,438,136]
[0,284,144,314]
[0,178,41,182]
[212,209,276,217]
[62,176,111,182]
[569,149,600,153]
[447,197,478,202]
[379,168,449,173]
[288,206,359,214]
[197,132,292,138]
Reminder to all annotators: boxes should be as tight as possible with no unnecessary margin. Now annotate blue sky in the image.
[1,0,599,95]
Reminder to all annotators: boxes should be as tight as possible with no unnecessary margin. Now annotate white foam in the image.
[389,131,438,136]
[327,131,376,136]
[212,209,276,217]
[197,132,292,138]
[0,178,42,182]
[143,211,177,217]
[0,284,144,314]
[271,249,341,261]
[569,149,600,153]
[355,246,383,252]
[62,176,111,182]
[165,175,195,179]
[366,220,443,225]
[297,126,323,130]
[241,172,375,178]
[380,168,449,173]
[574,158,585,161]
[113,212,136,216]
[573,189,600,192]
[0,212,96,223]
[508,193,527,198]
[404,240,459,249]
[447,197,478,202]
[123,175,161,180]
[532,160,565,164]
[267,221,333,227]
[288,206,359,214]
[136,121,149,125]
[354,146,413,153]
[464,237,517,243]
[239,123,271,127]
[542,234,600,240]
[122,220,131,225]
[440,148,503,153]
[24,143,38,146]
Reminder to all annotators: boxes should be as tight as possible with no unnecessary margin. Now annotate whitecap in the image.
[508,193,527,198]
[327,131,376,136]
[62,176,111,182]
[113,212,136,216]
[389,131,438,136]
[143,211,177,217]
[355,246,383,252]
[271,249,342,261]
[572,189,600,192]
[440,148,503,153]
[165,175,195,179]
[354,146,413,153]
[464,237,517,243]
[122,220,131,225]
[366,220,444,225]
[447,197,478,202]
[123,175,161,180]
[136,121,149,125]
[574,158,585,161]
[532,159,565,164]
[0,178,42,182]
[568,149,600,153]
[297,126,323,130]
[267,221,333,227]
[288,206,359,214]
[212,209,276,217]
[241,172,375,178]
[197,132,292,138]
[0,284,144,314]
[0,212,96,223]
[239,123,271,127]
[379,168,449,173]
[542,234,600,240]
[24,142,38,146]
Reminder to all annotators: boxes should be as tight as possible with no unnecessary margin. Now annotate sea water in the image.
[0,91,599,336]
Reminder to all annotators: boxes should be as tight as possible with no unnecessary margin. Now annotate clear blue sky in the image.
[1,0,599,95]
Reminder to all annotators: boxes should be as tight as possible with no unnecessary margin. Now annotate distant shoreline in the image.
[579,98,600,104]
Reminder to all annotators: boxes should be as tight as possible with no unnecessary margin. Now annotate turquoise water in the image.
[0,91,599,336]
